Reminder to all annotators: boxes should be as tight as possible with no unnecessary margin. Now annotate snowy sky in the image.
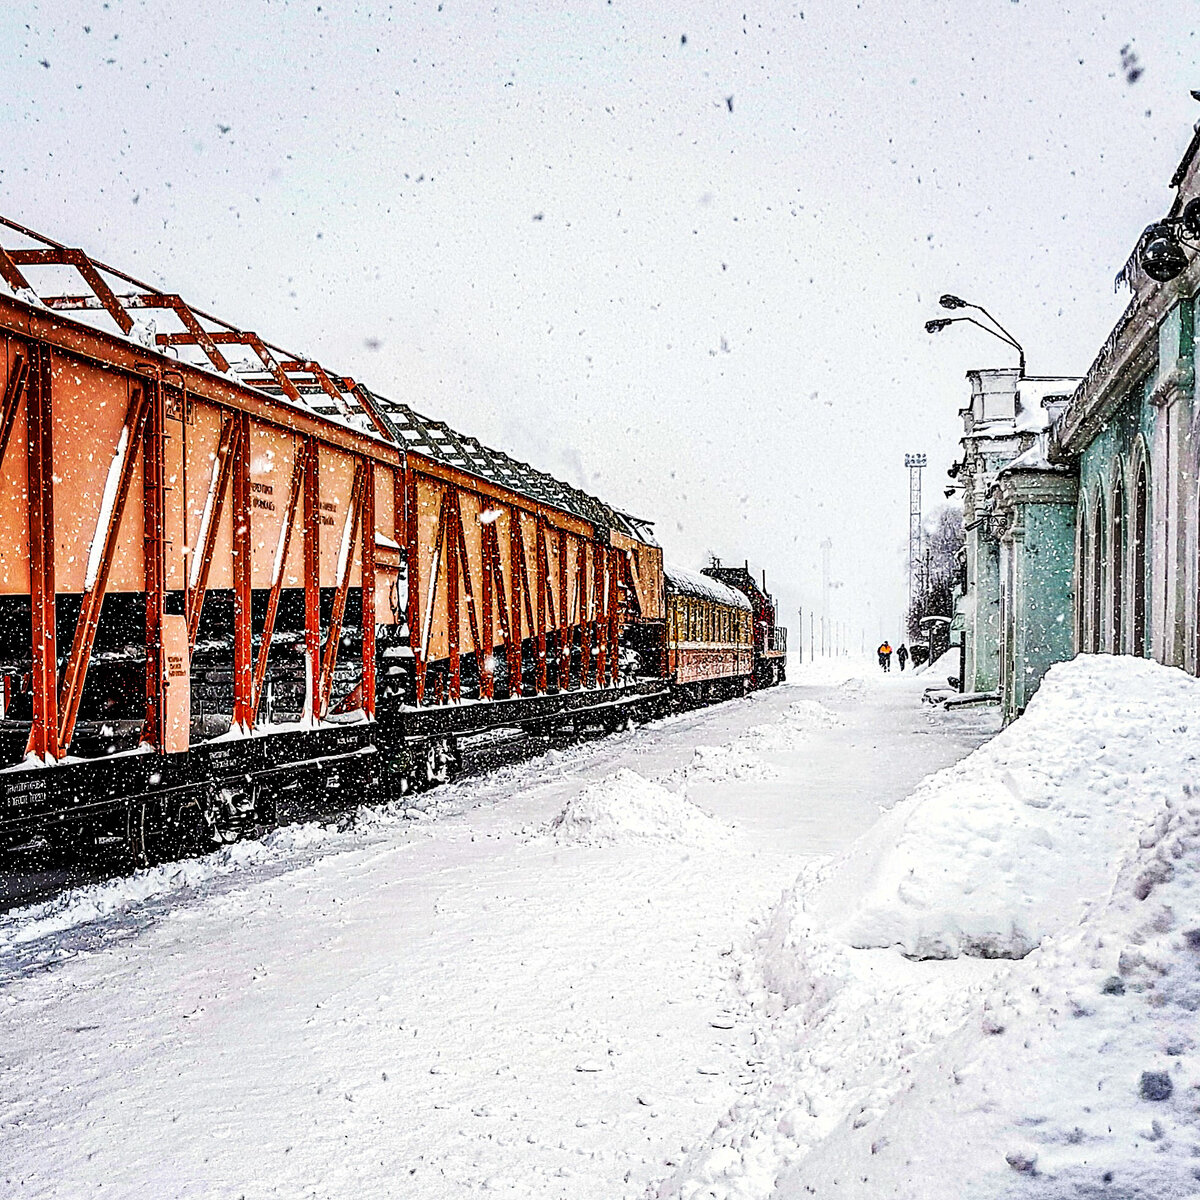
[1,1,1195,641]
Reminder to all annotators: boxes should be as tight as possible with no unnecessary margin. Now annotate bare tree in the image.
[908,504,965,646]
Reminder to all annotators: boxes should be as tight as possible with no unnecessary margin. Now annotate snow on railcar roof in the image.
[0,216,651,545]
[367,392,647,540]
[663,562,752,610]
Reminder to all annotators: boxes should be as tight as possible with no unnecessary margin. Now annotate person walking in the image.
[897,643,909,671]
[877,641,892,672]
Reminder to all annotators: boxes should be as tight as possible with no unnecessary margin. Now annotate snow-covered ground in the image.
[666,655,1200,1200]
[0,657,995,1199]
[14,655,1189,1198]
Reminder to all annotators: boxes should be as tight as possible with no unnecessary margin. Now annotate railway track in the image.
[0,723,587,915]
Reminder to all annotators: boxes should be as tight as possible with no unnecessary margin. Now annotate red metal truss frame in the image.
[231,410,253,730]
[0,216,648,748]
[534,517,549,694]
[0,219,395,442]
[360,462,377,720]
[0,349,29,470]
[607,548,620,685]
[479,514,513,702]
[594,548,609,687]
[557,529,570,689]
[403,476,633,707]
[405,465,425,706]
[508,508,525,697]
[58,382,154,752]
[44,293,232,373]
[160,330,303,403]
[249,441,310,727]
[26,343,58,760]
[448,492,485,705]
[579,542,592,688]
[141,380,167,751]
[445,487,460,702]
[186,412,243,651]
[316,460,367,718]
[303,437,321,723]
[6,247,133,335]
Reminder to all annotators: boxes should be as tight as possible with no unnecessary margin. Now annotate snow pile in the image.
[915,645,959,680]
[684,741,780,784]
[550,768,728,847]
[660,656,1200,1200]
[783,698,841,728]
[744,699,841,751]
[779,779,1200,1197]
[659,916,1003,1200]
[802,656,1200,959]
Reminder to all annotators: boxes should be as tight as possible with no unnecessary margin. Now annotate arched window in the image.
[1132,457,1149,657]
[1076,502,1090,653]
[1111,475,1126,654]
[1091,490,1106,654]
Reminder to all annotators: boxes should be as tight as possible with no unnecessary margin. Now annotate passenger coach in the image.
[663,564,754,701]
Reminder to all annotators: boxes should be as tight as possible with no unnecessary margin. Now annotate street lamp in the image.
[925,294,1026,376]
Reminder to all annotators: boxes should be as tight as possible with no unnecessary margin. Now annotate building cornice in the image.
[1051,259,1198,463]
[994,467,1079,510]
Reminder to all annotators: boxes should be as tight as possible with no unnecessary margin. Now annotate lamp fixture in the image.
[924,296,1026,375]
[1134,197,1200,283]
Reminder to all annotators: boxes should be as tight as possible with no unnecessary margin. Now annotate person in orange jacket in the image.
[877,641,893,672]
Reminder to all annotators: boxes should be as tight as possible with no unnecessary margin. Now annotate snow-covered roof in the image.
[663,563,752,611]
[1014,377,1080,433]
[997,433,1070,476]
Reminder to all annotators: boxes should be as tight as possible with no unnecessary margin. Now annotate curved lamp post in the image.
[925,294,1026,376]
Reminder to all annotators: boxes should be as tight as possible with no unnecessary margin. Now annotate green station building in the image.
[987,119,1200,721]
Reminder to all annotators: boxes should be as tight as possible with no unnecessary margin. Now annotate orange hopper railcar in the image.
[0,217,671,861]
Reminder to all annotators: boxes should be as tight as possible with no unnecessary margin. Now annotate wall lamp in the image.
[1134,197,1200,283]
[925,294,1026,375]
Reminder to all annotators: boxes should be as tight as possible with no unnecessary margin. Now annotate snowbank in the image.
[803,656,1200,959]
[779,761,1200,1197]
[915,645,959,680]
[661,655,1200,1200]
[550,767,728,847]
[685,741,780,783]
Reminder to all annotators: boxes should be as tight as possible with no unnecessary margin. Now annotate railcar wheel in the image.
[419,738,455,789]
[126,800,175,869]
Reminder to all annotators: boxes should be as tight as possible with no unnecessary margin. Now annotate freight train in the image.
[0,217,786,864]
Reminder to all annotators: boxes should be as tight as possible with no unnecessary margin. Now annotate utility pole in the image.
[819,537,832,642]
[905,453,926,632]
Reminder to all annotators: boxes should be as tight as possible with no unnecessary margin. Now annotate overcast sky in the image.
[2,1,1196,644]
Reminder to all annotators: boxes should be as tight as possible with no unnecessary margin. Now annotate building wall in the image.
[999,490,1077,720]
[983,124,1200,716]
[1072,298,1195,671]
[970,533,1002,692]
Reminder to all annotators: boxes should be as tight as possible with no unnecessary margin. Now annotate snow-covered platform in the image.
[0,658,994,1199]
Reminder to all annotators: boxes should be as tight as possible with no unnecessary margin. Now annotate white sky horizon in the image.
[2,0,1194,643]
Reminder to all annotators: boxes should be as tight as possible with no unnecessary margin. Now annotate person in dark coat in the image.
[897,644,909,671]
